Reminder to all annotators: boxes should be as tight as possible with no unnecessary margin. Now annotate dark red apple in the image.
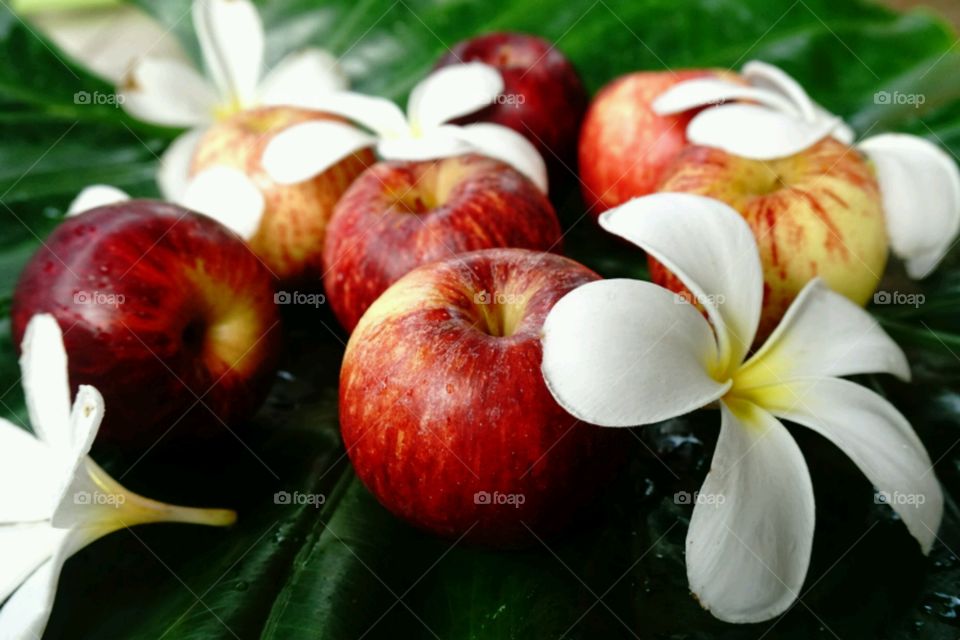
[322,154,563,333]
[339,248,624,546]
[11,200,282,445]
[435,32,587,166]
[579,69,739,216]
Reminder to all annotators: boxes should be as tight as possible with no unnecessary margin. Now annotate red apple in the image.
[322,154,563,332]
[339,248,623,546]
[653,139,888,340]
[435,32,587,166]
[11,201,282,445]
[191,106,375,283]
[579,69,738,216]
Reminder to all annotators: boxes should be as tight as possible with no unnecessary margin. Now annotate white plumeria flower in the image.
[541,192,943,624]
[0,315,236,639]
[652,60,855,157]
[119,0,347,201]
[653,60,960,279]
[259,62,548,191]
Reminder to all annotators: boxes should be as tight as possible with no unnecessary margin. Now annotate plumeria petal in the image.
[183,166,266,239]
[309,91,408,137]
[442,123,549,193]
[600,193,763,373]
[758,378,942,553]
[261,120,376,185]
[652,78,801,117]
[377,131,472,162]
[687,103,839,160]
[858,133,960,278]
[19,315,72,451]
[67,185,129,216]
[686,399,814,623]
[741,60,817,121]
[406,62,503,130]
[541,279,730,427]
[0,529,83,640]
[193,0,264,104]
[42,385,106,530]
[158,127,207,200]
[258,48,348,108]
[0,418,60,521]
[0,525,65,606]
[62,386,105,476]
[817,105,856,144]
[119,57,218,127]
[737,279,910,387]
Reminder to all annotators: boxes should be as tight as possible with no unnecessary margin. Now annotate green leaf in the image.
[2,0,960,638]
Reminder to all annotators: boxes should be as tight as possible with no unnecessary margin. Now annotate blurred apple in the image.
[323,154,563,332]
[435,32,587,167]
[339,248,624,546]
[11,201,282,445]
[654,139,888,340]
[191,105,374,283]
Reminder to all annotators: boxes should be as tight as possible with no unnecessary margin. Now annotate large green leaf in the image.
[2,0,960,638]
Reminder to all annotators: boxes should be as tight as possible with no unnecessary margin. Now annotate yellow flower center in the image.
[213,96,246,121]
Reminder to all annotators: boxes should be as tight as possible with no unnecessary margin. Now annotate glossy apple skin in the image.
[340,248,624,546]
[11,201,282,445]
[435,32,587,166]
[323,154,563,332]
[654,139,888,341]
[579,69,734,216]
[191,106,375,284]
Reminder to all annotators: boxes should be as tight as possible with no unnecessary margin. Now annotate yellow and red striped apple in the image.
[191,106,374,283]
[323,154,563,332]
[654,139,888,340]
[339,248,624,546]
